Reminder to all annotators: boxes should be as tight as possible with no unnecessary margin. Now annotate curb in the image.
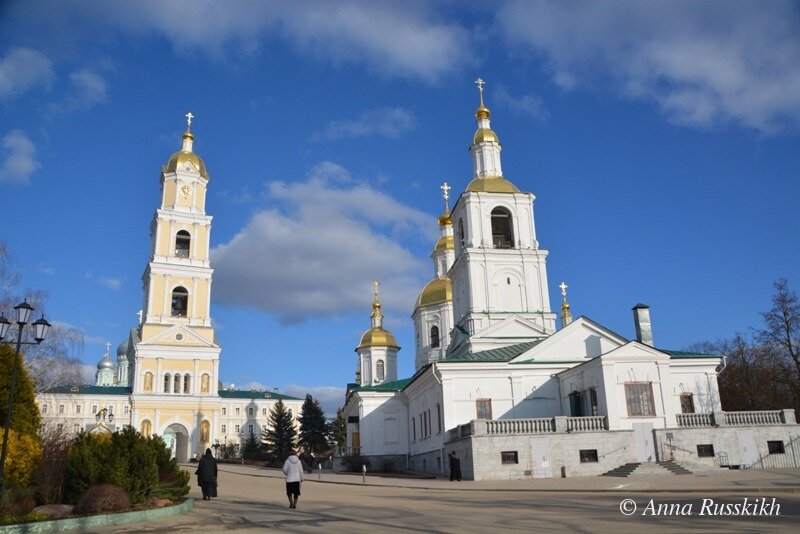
[0,498,194,533]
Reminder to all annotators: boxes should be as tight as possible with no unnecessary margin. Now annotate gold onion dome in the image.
[466,175,519,193]
[434,234,454,252]
[164,130,210,180]
[473,128,499,145]
[358,327,399,349]
[417,277,452,308]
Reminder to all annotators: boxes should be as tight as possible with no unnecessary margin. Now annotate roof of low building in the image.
[218,390,301,401]
[43,385,132,395]
[443,340,543,362]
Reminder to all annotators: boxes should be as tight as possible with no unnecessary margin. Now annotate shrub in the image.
[3,429,42,489]
[75,484,131,515]
[36,426,73,504]
[0,487,37,516]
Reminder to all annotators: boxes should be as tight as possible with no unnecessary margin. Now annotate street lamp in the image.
[0,300,51,494]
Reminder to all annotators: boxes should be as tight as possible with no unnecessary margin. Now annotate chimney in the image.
[632,304,654,346]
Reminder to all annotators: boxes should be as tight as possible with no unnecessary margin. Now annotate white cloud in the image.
[497,0,800,132]
[26,1,469,82]
[320,107,417,140]
[0,130,40,185]
[212,161,435,323]
[0,48,54,99]
[283,385,347,417]
[39,266,56,275]
[98,277,122,290]
[49,69,108,114]
[494,86,548,122]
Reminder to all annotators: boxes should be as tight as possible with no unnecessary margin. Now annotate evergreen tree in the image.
[242,428,260,459]
[298,394,330,456]
[330,407,346,453]
[262,399,296,461]
[0,343,41,436]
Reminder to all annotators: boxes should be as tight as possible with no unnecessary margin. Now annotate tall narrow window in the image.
[183,374,191,394]
[163,374,170,393]
[458,219,465,248]
[625,383,656,417]
[680,393,695,414]
[376,359,385,382]
[476,399,492,420]
[491,207,514,248]
[437,403,442,433]
[412,417,416,441]
[569,391,584,417]
[173,373,181,393]
[430,326,440,348]
[175,230,191,258]
[171,286,189,317]
[589,388,599,416]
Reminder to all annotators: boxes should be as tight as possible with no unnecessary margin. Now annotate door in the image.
[530,436,552,478]
[632,423,656,462]
[351,431,360,455]
[737,430,758,467]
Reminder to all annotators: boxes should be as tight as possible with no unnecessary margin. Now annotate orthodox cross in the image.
[137,309,143,323]
[372,280,380,301]
[185,112,194,130]
[440,182,451,212]
[105,342,111,355]
[559,282,568,300]
[475,77,485,95]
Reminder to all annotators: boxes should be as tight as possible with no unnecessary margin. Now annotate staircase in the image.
[601,461,693,477]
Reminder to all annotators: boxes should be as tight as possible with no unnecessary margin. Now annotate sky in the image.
[1,1,798,416]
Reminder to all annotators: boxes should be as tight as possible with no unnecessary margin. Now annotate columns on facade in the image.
[192,222,199,258]
[191,276,198,319]
[213,358,220,395]
[156,357,163,394]
[162,273,170,319]
[193,358,200,395]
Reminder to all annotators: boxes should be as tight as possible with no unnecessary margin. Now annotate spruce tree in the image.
[263,399,296,461]
[330,407,346,453]
[242,428,261,459]
[298,394,330,456]
[0,344,41,436]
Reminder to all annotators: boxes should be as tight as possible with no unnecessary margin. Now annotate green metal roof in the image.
[218,390,301,400]
[349,377,414,392]
[660,349,721,359]
[443,340,542,362]
[43,385,132,395]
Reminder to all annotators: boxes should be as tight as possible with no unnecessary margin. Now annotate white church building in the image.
[342,82,798,480]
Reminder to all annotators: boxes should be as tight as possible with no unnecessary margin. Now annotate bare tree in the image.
[0,242,85,390]
[758,278,800,384]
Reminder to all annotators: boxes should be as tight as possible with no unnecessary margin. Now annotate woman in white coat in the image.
[283,453,304,509]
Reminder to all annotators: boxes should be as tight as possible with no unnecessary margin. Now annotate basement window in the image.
[768,441,785,454]
[501,451,518,464]
[697,444,715,457]
[580,449,598,463]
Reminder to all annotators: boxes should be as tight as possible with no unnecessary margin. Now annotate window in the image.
[249,407,254,416]
[73,423,80,433]
[42,404,47,413]
[680,393,695,414]
[171,286,189,317]
[625,383,656,417]
[141,420,152,437]
[92,405,97,414]
[476,399,492,420]
[458,219,465,248]
[76,405,81,414]
[221,424,227,433]
[427,409,432,436]
[248,424,254,433]
[412,417,416,441]
[580,449,599,463]
[430,326,440,348]
[697,444,714,457]
[589,388,599,416]
[234,425,240,433]
[164,374,170,393]
[184,374,191,393]
[490,207,514,248]
[123,405,129,414]
[262,408,267,416]
[437,403,442,434]
[235,407,240,415]
[768,441,785,454]
[222,407,227,415]
[173,374,181,393]
[175,230,191,258]
[376,359,385,382]
[501,451,519,464]
[568,391,584,417]
[59,404,65,413]
[144,372,154,392]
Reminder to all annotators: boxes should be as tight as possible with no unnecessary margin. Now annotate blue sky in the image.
[1,1,798,415]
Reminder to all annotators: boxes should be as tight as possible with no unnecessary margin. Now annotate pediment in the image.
[599,340,670,362]
[511,316,628,362]
[138,324,216,348]
[473,315,550,340]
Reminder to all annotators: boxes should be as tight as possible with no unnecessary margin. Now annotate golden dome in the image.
[163,132,209,179]
[358,327,399,349]
[466,175,519,193]
[434,235,454,252]
[473,128,499,145]
[475,104,490,120]
[438,213,452,227]
[417,277,452,308]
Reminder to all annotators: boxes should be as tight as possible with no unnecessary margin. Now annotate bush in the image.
[0,487,36,516]
[75,484,131,515]
[3,429,42,490]
[36,426,73,504]
[64,427,189,504]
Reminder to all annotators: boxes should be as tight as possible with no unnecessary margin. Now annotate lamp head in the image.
[32,316,51,343]
[0,315,10,340]
[14,300,33,325]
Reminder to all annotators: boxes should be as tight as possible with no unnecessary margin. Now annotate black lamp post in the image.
[0,300,51,494]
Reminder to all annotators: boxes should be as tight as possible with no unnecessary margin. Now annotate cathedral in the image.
[36,117,302,461]
[342,81,798,479]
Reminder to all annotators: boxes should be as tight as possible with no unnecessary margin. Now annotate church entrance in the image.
[163,423,190,463]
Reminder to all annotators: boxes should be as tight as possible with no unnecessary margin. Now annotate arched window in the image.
[430,325,440,348]
[175,230,191,258]
[491,207,514,249]
[201,373,210,393]
[183,374,191,393]
[141,419,152,437]
[144,372,153,392]
[171,286,188,317]
[173,373,181,393]
[163,374,170,393]
[376,359,385,382]
[457,219,465,249]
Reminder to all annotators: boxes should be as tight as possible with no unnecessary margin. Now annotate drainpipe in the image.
[433,364,444,473]
[509,376,516,419]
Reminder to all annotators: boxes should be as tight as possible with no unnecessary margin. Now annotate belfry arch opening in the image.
[171,286,189,317]
[491,207,514,249]
[430,325,440,348]
[175,230,191,258]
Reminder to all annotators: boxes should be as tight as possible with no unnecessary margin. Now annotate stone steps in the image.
[600,461,693,477]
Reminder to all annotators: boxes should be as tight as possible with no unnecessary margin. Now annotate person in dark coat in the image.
[196,448,218,500]
[449,451,462,481]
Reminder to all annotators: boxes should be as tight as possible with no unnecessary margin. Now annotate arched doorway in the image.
[162,423,190,463]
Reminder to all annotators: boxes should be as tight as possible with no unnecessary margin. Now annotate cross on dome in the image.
[105,342,111,355]
[185,112,194,130]
[372,280,380,302]
[559,282,568,299]
[440,182,451,211]
[475,77,485,94]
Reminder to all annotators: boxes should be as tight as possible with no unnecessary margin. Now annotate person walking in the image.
[196,448,218,500]
[283,452,304,509]
[449,451,462,482]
